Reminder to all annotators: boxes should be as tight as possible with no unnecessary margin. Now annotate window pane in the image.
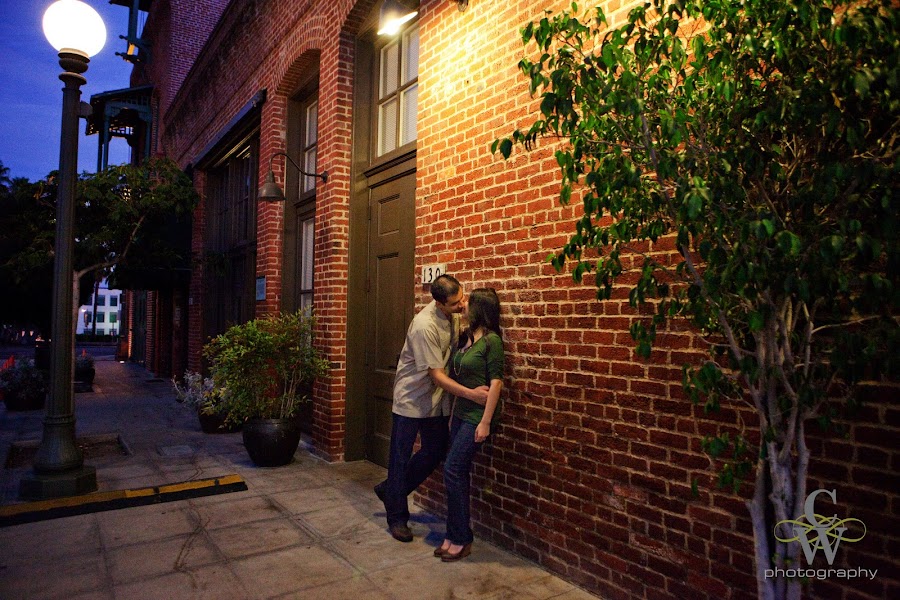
[97,313,105,323]
[302,148,317,193]
[306,101,318,146]
[110,296,118,306]
[379,100,398,156]
[96,295,106,306]
[110,313,118,323]
[300,293,313,313]
[402,27,419,85]
[380,42,399,98]
[300,217,314,290]
[400,84,417,147]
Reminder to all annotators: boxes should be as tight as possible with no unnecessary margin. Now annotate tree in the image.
[0,160,11,194]
[0,172,52,334]
[494,1,898,598]
[5,157,198,328]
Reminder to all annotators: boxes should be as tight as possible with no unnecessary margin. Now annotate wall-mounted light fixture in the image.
[258,151,328,202]
[377,0,418,36]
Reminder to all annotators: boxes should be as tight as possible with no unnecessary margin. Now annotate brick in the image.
[141,1,900,599]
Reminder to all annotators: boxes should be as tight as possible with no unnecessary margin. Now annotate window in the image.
[96,295,106,306]
[297,210,315,311]
[206,140,258,335]
[286,91,319,313]
[300,100,318,194]
[109,328,117,336]
[96,313,105,324]
[109,313,118,324]
[377,25,419,156]
[96,328,105,335]
[84,313,92,324]
[110,295,118,307]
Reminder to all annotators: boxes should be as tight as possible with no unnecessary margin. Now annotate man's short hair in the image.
[431,274,461,304]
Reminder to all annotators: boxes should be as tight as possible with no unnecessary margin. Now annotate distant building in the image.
[76,279,122,337]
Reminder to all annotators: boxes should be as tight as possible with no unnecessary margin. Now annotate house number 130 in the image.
[421,263,447,284]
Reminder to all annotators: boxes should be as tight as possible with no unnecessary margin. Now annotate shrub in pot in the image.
[204,310,329,466]
[0,358,47,411]
[74,350,95,384]
[172,370,238,433]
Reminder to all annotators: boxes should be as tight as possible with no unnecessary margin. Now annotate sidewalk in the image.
[0,359,600,600]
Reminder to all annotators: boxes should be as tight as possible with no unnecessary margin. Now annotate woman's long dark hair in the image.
[459,288,502,348]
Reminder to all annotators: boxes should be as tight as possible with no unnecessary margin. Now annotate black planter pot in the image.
[2,389,46,411]
[197,410,242,434]
[242,418,300,467]
[75,366,95,384]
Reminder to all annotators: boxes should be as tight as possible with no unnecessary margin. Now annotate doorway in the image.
[363,167,415,466]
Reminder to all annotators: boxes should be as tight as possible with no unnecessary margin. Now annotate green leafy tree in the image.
[494,1,898,598]
[5,157,198,330]
[0,170,53,333]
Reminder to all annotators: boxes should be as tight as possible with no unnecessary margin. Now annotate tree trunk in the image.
[748,458,774,600]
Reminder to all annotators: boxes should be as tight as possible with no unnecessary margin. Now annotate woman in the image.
[436,288,504,562]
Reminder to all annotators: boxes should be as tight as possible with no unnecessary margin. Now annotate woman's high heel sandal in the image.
[433,544,450,557]
[441,543,472,562]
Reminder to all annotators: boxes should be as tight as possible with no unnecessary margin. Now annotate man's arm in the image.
[429,368,489,405]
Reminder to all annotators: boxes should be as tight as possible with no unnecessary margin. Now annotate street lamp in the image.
[20,0,106,499]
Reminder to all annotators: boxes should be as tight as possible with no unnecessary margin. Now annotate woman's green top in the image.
[450,331,504,426]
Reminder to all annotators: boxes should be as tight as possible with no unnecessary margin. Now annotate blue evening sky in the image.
[0,0,133,182]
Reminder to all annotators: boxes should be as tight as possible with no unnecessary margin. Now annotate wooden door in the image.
[364,171,415,466]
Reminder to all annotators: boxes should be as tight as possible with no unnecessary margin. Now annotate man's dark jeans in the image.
[384,413,449,527]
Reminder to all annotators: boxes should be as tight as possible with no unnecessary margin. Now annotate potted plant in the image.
[74,350,95,384]
[0,357,47,411]
[172,370,238,433]
[204,310,329,466]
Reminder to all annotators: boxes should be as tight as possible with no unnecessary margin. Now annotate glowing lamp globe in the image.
[42,0,106,57]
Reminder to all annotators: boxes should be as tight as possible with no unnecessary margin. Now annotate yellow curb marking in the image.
[0,474,246,517]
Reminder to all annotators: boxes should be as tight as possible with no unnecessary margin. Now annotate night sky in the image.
[0,0,133,182]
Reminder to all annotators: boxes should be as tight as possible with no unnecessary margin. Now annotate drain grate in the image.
[4,434,129,469]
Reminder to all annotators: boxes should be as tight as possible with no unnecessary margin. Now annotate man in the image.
[375,274,490,542]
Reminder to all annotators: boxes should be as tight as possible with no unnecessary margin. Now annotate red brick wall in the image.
[138,1,898,598]
[411,2,898,600]
[162,0,364,460]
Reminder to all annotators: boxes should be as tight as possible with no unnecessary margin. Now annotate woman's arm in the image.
[475,379,503,442]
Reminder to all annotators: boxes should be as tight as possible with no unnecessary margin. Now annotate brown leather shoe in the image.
[388,523,413,543]
[433,545,449,557]
[441,543,471,562]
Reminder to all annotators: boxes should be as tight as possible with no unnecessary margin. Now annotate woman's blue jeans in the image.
[444,416,483,545]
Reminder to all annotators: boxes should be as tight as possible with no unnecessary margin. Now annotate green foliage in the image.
[0,358,47,404]
[172,370,224,415]
[203,310,330,424]
[0,171,53,332]
[2,156,198,290]
[74,350,95,370]
[496,0,898,460]
[496,2,898,592]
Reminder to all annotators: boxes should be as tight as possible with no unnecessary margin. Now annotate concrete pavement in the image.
[0,357,600,600]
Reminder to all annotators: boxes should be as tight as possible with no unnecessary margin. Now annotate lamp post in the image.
[20,0,106,499]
